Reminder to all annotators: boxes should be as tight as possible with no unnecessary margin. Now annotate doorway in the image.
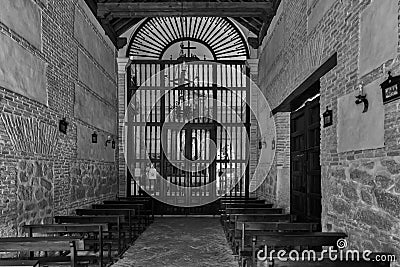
[290,93,321,223]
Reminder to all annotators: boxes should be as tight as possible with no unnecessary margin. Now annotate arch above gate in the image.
[127,17,249,61]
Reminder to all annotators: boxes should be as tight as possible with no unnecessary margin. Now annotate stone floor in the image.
[111,217,238,267]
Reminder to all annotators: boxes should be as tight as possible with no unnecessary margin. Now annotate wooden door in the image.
[290,97,321,222]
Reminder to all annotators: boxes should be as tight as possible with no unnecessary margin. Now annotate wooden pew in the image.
[104,199,154,221]
[222,207,284,228]
[75,209,140,240]
[0,237,80,267]
[245,232,348,266]
[0,260,39,266]
[92,203,150,226]
[233,222,320,255]
[224,214,294,244]
[54,215,126,255]
[222,203,274,209]
[220,199,266,205]
[225,208,284,215]
[23,223,109,267]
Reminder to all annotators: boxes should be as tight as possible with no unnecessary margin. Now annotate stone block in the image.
[0,0,42,49]
[0,34,47,105]
[331,168,346,180]
[360,188,374,205]
[374,171,393,190]
[349,169,374,186]
[74,84,117,133]
[331,197,351,215]
[359,0,398,76]
[355,208,393,231]
[307,0,335,33]
[337,80,384,152]
[374,189,400,217]
[341,181,359,202]
[77,51,116,103]
[381,159,400,175]
[40,178,52,191]
[74,8,115,76]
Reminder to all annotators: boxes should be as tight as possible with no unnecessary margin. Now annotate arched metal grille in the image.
[127,17,249,60]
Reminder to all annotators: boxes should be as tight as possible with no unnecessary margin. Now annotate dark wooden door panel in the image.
[290,97,321,223]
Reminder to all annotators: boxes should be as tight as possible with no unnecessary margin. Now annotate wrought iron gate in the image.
[126,60,250,208]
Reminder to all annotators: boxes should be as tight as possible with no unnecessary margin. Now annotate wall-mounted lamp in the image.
[92,132,98,143]
[105,135,112,147]
[59,118,68,134]
[355,84,368,113]
[105,135,116,149]
[322,106,333,128]
[258,138,266,149]
[380,71,400,104]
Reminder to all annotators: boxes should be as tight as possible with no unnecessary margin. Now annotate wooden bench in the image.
[0,237,80,267]
[243,232,347,266]
[224,213,294,240]
[75,209,141,241]
[221,199,266,205]
[23,223,109,267]
[222,207,284,227]
[233,222,320,254]
[0,260,39,266]
[104,199,154,221]
[54,215,126,255]
[92,203,150,226]
[221,203,274,209]
[225,208,284,215]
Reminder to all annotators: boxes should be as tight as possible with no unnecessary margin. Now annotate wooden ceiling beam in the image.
[115,18,143,36]
[233,18,259,35]
[97,2,272,18]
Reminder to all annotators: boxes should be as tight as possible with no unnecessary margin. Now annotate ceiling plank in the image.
[233,18,259,35]
[97,2,272,18]
[114,18,143,36]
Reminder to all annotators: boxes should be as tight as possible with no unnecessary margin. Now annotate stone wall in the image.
[256,0,400,262]
[0,0,118,236]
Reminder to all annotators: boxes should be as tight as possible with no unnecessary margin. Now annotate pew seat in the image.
[0,237,80,267]
[23,223,110,267]
[0,260,39,267]
[54,215,127,255]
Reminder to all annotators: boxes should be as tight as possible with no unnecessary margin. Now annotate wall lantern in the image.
[105,135,112,147]
[258,138,266,149]
[105,135,116,149]
[92,132,98,143]
[380,71,400,104]
[355,84,368,113]
[58,118,68,134]
[322,106,333,128]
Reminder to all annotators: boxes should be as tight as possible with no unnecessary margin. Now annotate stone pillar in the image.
[117,57,130,197]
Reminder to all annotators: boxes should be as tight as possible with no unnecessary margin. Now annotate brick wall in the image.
[257,0,400,262]
[0,0,118,236]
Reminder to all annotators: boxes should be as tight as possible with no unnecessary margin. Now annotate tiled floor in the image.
[111,217,238,267]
